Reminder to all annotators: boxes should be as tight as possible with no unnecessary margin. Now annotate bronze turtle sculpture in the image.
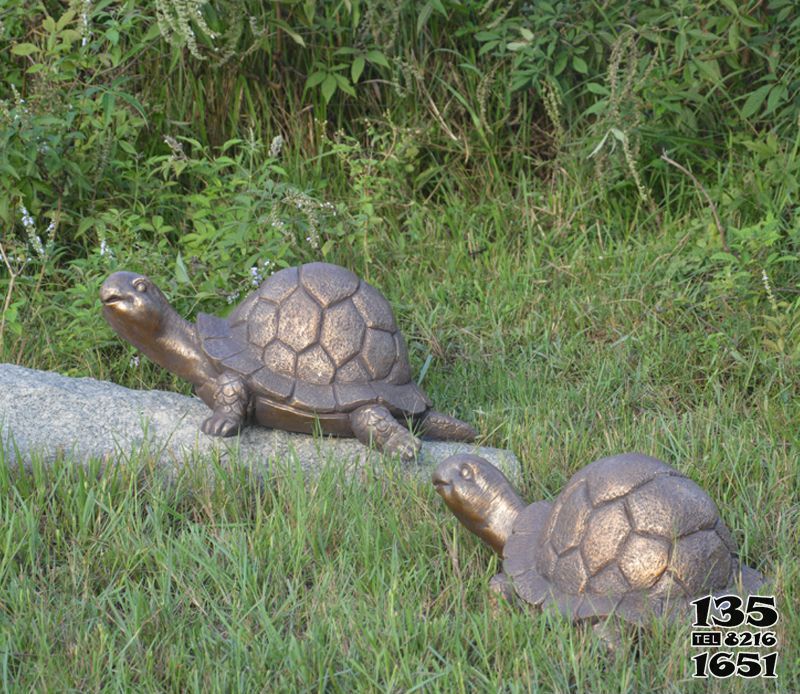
[433,452,764,624]
[100,262,476,459]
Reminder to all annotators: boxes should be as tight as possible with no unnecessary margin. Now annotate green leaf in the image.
[740,84,772,118]
[510,74,531,91]
[305,71,327,89]
[572,56,588,74]
[585,82,609,95]
[175,252,190,284]
[365,50,389,67]
[11,43,39,56]
[43,16,56,33]
[588,131,610,158]
[56,9,77,31]
[675,31,687,63]
[143,24,162,42]
[334,74,356,97]
[321,74,337,103]
[118,140,137,155]
[417,1,434,34]
[102,92,116,125]
[765,85,787,115]
[553,52,568,76]
[77,217,95,237]
[116,91,147,118]
[351,56,365,83]
[303,0,316,23]
[272,19,305,47]
[60,29,81,44]
[220,138,244,152]
[694,58,721,83]
[727,22,739,51]
[583,101,608,117]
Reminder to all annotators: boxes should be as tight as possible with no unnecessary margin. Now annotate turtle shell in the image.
[196,262,430,415]
[502,453,764,623]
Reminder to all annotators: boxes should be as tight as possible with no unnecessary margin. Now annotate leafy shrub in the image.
[1,0,799,369]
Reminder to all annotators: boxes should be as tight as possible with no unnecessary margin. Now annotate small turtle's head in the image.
[100,271,173,345]
[433,454,526,555]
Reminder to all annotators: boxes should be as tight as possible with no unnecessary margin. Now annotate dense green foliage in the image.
[2,0,799,369]
[1,0,799,690]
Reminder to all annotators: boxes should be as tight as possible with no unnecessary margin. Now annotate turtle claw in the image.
[350,404,422,461]
[386,432,422,462]
[201,413,242,437]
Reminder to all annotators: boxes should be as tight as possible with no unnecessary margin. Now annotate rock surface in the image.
[0,364,519,480]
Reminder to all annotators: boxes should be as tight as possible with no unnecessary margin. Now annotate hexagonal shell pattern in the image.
[246,301,278,348]
[671,530,732,594]
[548,482,592,555]
[263,341,297,376]
[259,266,300,303]
[361,328,397,379]
[335,358,371,383]
[351,282,397,331]
[320,300,366,367]
[277,289,321,352]
[300,262,360,307]
[296,345,336,385]
[627,475,719,537]
[494,452,763,625]
[617,534,670,590]
[580,501,630,575]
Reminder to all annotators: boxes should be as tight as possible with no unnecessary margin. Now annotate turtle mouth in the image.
[431,471,452,495]
[99,286,128,306]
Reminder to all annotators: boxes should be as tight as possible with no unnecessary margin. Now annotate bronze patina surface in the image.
[433,452,764,624]
[100,262,476,460]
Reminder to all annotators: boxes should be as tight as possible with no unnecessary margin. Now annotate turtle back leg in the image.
[201,372,249,437]
[417,410,477,441]
[488,572,516,603]
[349,404,421,461]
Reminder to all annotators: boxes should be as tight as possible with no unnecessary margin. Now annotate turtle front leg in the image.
[201,372,249,437]
[350,404,421,461]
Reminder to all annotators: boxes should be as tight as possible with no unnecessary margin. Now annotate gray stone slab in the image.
[0,364,519,480]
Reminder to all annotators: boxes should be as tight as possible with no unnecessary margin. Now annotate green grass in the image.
[2,1,799,689]
[1,196,798,690]
[0,448,794,692]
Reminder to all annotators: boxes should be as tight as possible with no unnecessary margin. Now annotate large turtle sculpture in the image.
[100,262,476,459]
[433,452,764,624]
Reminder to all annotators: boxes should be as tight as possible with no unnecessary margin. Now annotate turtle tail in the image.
[418,410,477,442]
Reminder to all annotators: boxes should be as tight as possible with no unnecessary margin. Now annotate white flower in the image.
[99,238,115,259]
[19,204,45,258]
[249,265,264,286]
[269,135,284,158]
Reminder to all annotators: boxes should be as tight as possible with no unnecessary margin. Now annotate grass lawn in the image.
[1,192,797,691]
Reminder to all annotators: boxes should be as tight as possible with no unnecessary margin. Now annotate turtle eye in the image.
[133,279,147,292]
[460,465,473,480]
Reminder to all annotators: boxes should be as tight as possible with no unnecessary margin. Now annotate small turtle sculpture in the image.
[433,452,764,624]
[100,262,476,459]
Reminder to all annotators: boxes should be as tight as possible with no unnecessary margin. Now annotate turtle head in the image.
[433,454,526,555]
[100,271,174,348]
